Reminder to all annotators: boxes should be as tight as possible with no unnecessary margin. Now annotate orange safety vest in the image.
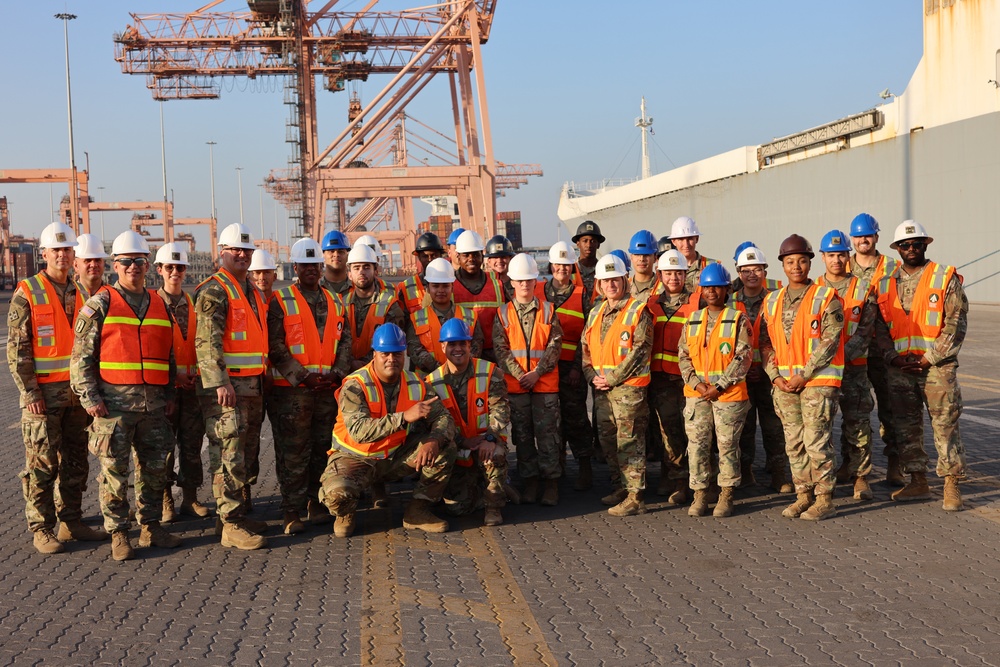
[272,284,345,387]
[733,287,774,368]
[585,297,650,387]
[453,271,504,350]
[681,306,749,401]
[762,284,844,387]
[99,287,173,386]
[871,253,900,284]
[816,274,871,366]
[395,275,426,313]
[496,300,560,394]
[427,358,497,467]
[648,293,700,375]
[346,288,397,359]
[330,363,428,459]
[545,279,586,362]
[19,273,84,383]
[876,261,954,358]
[410,303,477,367]
[199,268,269,376]
[164,292,198,379]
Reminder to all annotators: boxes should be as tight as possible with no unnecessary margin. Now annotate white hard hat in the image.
[354,234,381,257]
[595,254,628,280]
[657,249,689,272]
[736,246,768,268]
[668,216,701,240]
[290,238,324,264]
[249,248,277,271]
[548,241,579,266]
[890,220,934,249]
[455,230,485,254]
[347,243,379,265]
[507,253,539,281]
[155,242,188,266]
[39,222,77,250]
[218,222,256,249]
[111,230,150,256]
[424,257,455,283]
[75,233,109,259]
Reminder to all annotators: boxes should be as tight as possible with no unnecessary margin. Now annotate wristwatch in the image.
[484,434,496,443]
[714,383,725,394]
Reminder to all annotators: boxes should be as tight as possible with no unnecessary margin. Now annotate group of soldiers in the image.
[8,209,967,560]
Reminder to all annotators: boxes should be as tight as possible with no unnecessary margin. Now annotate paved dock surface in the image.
[1,294,999,666]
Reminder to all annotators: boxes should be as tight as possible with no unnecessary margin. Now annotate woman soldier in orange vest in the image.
[494,253,564,506]
[678,263,753,518]
[760,235,845,522]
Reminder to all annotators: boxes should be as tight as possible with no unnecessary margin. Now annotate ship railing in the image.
[960,248,1000,289]
[563,178,637,198]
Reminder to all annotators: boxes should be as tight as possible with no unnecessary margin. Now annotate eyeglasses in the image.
[740,267,765,276]
[224,247,254,255]
[896,241,926,251]
[164,265,187,273]
[116,257,149,268]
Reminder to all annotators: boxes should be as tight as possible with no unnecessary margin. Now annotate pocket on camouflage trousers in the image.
[88,416,121,457]
[212,409,243,443]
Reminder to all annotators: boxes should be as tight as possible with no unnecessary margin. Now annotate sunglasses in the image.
[896,241,926,251]
[164,264,187,273]
[116,257,149,268]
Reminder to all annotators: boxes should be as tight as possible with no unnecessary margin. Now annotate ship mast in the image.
[636,96,654,180]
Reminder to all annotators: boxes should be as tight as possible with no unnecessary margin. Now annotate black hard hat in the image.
[572,220,606,244]
[484,234,515,258]
[657,235,674,256]
[413,231,445,254]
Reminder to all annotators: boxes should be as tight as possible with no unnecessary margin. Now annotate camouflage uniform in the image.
[648,291,695,482]
[8,275,90,533]
[874,264,968,477]
[71,285,177,532]
[760,283,844,495]
[429,361,511,516]
[344,287,405,367]
[195,276,266,523]
[678,309,753,489]
[318,373,456,516]
[683,254,720,294]
[493,299,564,481]
[577,263,597,299]
[455,269,505,364]
[582,301,653,493]
[405,299,484,374]
[629,275,664,462]
[319,276,352,298]
[544,279,593,460]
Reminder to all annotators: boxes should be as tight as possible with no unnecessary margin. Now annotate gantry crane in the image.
[0,169,91,233]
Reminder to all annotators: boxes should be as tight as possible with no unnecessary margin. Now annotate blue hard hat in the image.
[850,213,879,237]
[447,227,467,245]
[322,230,350,251]
[609,249,632,272]
[439,317,473,343]
[371,323,407,352]
[699,262,731,287]
[820,229,852,253]
[628,229,658,255]
[733,240,755,262]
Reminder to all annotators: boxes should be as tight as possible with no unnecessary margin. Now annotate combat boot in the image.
[687,490,709,517]
[138,522,183,548]
[504,484,521,505]
[333,513,356,538]
[242,485,254,513]
[162,489,176,524]
[371,480,390,509]
[283,511,306,535]
[713,487,736,518]
[403,499,449,533]
[853,476,873,501]
[781,490,814,518]
[942,475,963,511]
[770,468,795,494]
[891,471,931,502]
[739,462,756,488]
[601,488,628,506]
[307,499,334,525]
[521,478,540,504]
[668,478,690,506]
[800,493,837,521]
[33,528,65,555]
[608,491,646,517]
[835,457,852,484]
[540,480,559,507]
[221,522,268,550]
[574,457,593,491]
[215,517,268,536]
[886,453,906,487]
[179,487,211,518]
[57,520,110,542]
[484,508,503,527]
[111,530,135,561]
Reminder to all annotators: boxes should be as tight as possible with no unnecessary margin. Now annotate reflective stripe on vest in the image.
[649,292,699,375]
[347,288,397,359]
[165,292,199,378]
[733,287,773,367]
[410,304,477,367]
[817,274,871,366]
[272,284,345,386]
[330,364,426,458]
[545,280,586,362]
[876,261,953,357]
[763,284,844,387]
[453,272,504,350]
[208,269,268,375]
[427,358,496,466]
[396,275,425,313]
[681,306,749,401]
[496,300,560,394]
[585,298,650,387]
[21,273,84,382]
[99,287,173,385]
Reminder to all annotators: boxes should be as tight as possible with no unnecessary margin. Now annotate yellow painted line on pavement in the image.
[959,381,1000,395]
[361,529,405,666]
[960,373,1000,385]
[396,586,496,622]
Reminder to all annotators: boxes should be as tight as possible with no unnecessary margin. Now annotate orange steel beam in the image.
[0,169,91,233]
[175,217,219,262]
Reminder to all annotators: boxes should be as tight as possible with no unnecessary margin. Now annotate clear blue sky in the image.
[0,1,923,250]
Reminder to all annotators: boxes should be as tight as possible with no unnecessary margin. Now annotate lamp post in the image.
[159,100,172,241]
[235,167,245,226]
[97,186,106,240]
[258,184,265,240]
[55,12,79,231]
[206,141,217,221]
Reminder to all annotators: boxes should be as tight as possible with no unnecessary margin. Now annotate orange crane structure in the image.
[0,169,92,233]
[113,0,506,270]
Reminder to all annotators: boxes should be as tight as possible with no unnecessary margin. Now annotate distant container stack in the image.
[496,211,522,250]
[418,215,455,241]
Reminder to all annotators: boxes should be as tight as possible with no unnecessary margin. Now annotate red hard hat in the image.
[777,234,814,260]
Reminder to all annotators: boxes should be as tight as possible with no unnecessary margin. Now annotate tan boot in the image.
[713,487,736,517]
[484,507,503,527]
[942,475,963,511]
[835,457,852,484]
[800,493,837,521]
[138,522,183,548]
[891,471,931,502]
[33,528,65,554]
[371,480,390,509]
[668,478,690,506]
[521,478,540,504]
[782,491,815,518]
[540,479,559,507]
[601,488,628,506]
[706,481,720,505]
[242,485,254,513]
[402,499,449,533]
[308,499,334,525]
[221,522,268,550]
[853,476,873,501]
[739,462,756,488]
[504,484,522,505]
[162,489,176,524]
[771,468,794,494]
[57,520,110,542]
[608,491,646,517]
[283,511,306,535]
[215,517,268,536]
[111,530,135,561]
[574,457,593,491]
[333,513,356,538]
[886,453,906,487]
[688,490,709,517]
[179,487,211,518]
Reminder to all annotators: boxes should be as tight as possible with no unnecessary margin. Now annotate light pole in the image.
[206,141,217,221]
[235,167,245,226]
[159,100,172,240]
[97,186,106,240]
[258,184,265,240]
[55,12,79,230]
